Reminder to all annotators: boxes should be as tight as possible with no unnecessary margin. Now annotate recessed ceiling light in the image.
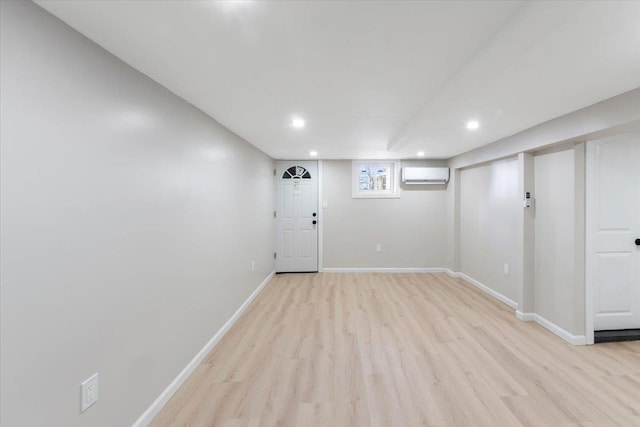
[417,151,425,157]
[466,120,480,130]
[291,118,305,129]
[309,151,318,157]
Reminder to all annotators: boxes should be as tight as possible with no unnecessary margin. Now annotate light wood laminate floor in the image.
[151,273,640,427]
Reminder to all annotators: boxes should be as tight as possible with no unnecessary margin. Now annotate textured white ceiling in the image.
[36,0,640,159]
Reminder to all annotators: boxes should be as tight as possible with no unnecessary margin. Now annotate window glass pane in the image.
[352,160,399,198]
[283,165,311,179]
[359,167,371,190]
[375,166,389,190]
[359,165,390,191]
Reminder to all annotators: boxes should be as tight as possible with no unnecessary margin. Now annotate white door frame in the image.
[317,160,324,272]
[584,140,596,345]
[272,160,324,272]
[585,135,640,343]
[275,160,319,272]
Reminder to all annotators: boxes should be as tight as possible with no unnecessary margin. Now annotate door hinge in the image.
[274,210,276,218]
[273,168,276,176]
[274,252,277,259]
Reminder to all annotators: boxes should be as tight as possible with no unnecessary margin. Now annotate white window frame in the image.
[352,160,401,199]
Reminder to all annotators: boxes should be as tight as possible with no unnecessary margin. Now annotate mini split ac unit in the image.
[401,167,450,184]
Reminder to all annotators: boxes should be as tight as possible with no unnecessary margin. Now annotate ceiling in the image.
[35,1,640,160]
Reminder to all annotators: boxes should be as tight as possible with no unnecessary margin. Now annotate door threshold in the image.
[275,271,319,274]
[594,329,640,343]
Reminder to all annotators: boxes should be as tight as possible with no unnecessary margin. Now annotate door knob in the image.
[636,238,640,246]
[312,220,317,225]
[312,213,317,217]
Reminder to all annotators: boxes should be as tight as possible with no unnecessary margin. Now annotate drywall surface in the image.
[322,160,448,268]
[534,148,582,334]
[449,88,640,170]
[459,157,520,301]
[445,90,640,274]
[0,2,274,426]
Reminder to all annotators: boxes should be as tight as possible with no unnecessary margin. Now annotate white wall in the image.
[0,2,274,427]
[449,89,640,170]
[459,158,520,302]
[455,149,587,337]
[446,88,639,342]
[534,148,584,335]
[322,160,448,269]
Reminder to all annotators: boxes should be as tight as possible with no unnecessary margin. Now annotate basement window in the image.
[352,160,400,198]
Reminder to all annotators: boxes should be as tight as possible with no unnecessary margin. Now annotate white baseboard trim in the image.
[445,269,518,310]
[322,267,448,274]
[516,311,586,346]
[515,310,536,322]
[322,268,586,346]
[322,268,518,310]
[131,271,275,427]
[448,272,585,346]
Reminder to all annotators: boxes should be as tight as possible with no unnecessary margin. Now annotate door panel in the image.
[276,161,318,272]
[283,184,294,218]
[283,230,294,258]
[591,135,640,330]
[301,229,312,258]
[597,254,632,311]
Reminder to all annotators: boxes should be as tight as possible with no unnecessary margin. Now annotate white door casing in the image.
[275,161,318,272]
[587,134,640,331]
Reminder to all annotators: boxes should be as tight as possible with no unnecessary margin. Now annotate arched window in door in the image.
[281,166,311,179]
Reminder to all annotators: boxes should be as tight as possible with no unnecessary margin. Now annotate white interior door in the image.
[589,134,640,331]
[275,161,318,272]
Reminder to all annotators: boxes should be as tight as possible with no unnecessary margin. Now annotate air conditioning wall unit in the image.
[401,167,450,184]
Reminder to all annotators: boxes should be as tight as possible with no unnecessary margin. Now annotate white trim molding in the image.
[132,265,586,427]
[584,140,597,345]
[132,271,275,427]
[445,269,518,310]
[516,311,586,346]
[325,269,586,345]
[317,159,324,272]
[323,267,448,274]
[351,159,402,198]
[515,310,536,322]
[447,270,586,346]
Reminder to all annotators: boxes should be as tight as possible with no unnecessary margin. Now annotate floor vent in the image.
[594,329,640,343]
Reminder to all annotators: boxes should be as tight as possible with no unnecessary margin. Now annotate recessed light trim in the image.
[466,120,480,130]
[309,151,318,157]
[417,151,425,157]
[291,118,305,129]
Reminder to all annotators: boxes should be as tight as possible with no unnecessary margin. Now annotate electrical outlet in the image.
[504,264,510,275]
[376,244,382,253]
[80,373,99,412]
